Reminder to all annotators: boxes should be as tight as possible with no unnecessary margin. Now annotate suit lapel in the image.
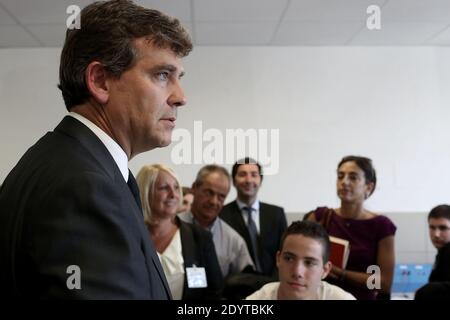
[133,194,172,299]
[149,251,172,298]
[231,201,250,240]
[179,219,198,298]
[179,220,197,267]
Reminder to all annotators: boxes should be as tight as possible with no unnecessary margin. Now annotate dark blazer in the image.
[220,200,287,278]
[178,218,223,300]
[0,116,171,299]
[429,242,450,282]
[415,282,450,300]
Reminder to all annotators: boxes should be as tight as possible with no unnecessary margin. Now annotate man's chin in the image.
[240,190,256,198]
[285,291,308,300]
[154,136,172,148]
[159,140,171,147]
[433,242,444,249]
[204,210,218,218]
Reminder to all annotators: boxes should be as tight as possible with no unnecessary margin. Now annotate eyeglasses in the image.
[429,225,450,232]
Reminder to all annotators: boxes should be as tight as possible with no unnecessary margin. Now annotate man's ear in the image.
[322,261,332,279]
[85,61,110,105]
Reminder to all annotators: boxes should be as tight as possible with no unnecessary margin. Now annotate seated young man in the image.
[415,205,450,300]
[427,204,450,282]
[246,220,355,300]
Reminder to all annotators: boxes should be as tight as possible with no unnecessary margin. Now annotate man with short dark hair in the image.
[246,221,355,300]
[415,205,450,300]
[220,157,287,278]
[0,0,192,299]
[427,204,450,282]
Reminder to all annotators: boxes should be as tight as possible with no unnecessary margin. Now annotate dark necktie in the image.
[127,170,142,210]
[243,206,262,272]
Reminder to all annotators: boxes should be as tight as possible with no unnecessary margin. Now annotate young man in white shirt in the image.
[246,220,355,300]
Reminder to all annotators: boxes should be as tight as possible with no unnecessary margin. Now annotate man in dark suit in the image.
[220,158,287,278]
[427,204,450,282]
[0,0,192,299]
[414,205,450,300]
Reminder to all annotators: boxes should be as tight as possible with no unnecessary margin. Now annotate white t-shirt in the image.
[246,281,356,300]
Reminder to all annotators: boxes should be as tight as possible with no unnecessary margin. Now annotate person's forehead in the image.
[237,164,259,173]
[338,161,362,173]
[156,171,176,184]
[132,38,184,70]
[282,234,323,258]
[429,217,450,226]
[200,173,229,189]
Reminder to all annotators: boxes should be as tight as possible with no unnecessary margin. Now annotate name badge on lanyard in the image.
[186,265,208,288]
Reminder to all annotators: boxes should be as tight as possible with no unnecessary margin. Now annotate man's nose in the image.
[293,262,305,278]
[168,80,187,107]
[245,175,255,183]
[430,228,440,238]
[209,194,220,206]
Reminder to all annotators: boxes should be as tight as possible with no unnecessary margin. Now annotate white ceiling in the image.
[1,0,450,48]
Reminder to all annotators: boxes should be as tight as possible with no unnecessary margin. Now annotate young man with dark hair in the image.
[427,204,450,282]
[246,221,355,300]
[415,205,450,300]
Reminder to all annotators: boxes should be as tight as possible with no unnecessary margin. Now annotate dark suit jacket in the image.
[415,282,450,300]
[178,218,223,300]
[220,200,287,278]
[0,116,171,299]
[429,242,450,282]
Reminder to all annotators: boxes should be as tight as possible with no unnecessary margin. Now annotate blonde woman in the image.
[136,164,223,300]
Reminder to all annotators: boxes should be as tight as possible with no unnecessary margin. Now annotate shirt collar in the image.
[236,198,260,212]
[69,112,128,181]
[183,211,218,231]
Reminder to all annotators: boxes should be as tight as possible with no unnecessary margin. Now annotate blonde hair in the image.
[136,164,182,224]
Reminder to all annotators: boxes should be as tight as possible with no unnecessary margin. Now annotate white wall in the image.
[1,46,448,263]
